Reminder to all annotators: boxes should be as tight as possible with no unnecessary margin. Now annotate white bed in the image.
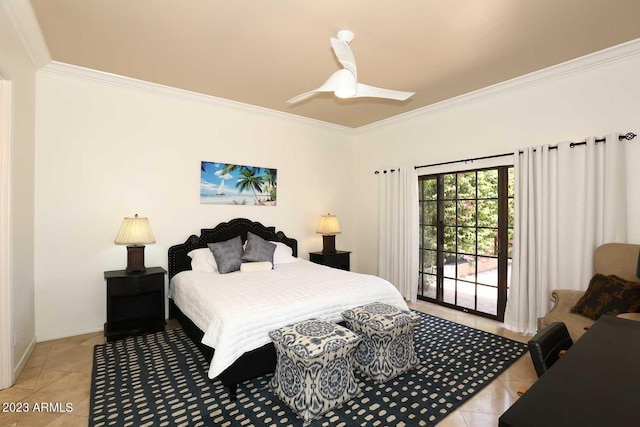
[169,259,408,379]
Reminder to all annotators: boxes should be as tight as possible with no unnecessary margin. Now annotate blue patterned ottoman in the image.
[342,302,421,383]
[268,319,361,425]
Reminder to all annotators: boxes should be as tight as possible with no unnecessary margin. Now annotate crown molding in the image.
[356,38,640,133]
[40,61,354,134]
[36,36,640,133]
[1,0,51,68]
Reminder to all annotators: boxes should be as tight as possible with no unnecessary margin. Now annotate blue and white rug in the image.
[89,311,527,427]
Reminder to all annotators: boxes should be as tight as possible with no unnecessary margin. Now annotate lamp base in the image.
[126,245,146,274]
[322,235,337,254]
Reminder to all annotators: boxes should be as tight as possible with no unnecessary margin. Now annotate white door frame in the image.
[0,76,14,389]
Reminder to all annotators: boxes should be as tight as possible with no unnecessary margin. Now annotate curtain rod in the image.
[412,132,636,170]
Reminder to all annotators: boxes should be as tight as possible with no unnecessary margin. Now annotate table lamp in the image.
[316,214,341,254]
[114,214,156,273]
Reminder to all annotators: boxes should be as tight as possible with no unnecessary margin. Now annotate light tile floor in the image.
[407,300,537,427]
[0,303,536,427]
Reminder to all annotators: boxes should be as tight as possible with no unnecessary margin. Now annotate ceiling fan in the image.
[287,30,415,104]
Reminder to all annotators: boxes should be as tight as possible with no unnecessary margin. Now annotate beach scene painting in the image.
[200,161,277,206]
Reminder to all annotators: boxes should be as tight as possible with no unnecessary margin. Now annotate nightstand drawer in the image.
[309,251,351,271]
[108,274,161,296]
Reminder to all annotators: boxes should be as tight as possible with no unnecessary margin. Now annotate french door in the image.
[418,167,513,321]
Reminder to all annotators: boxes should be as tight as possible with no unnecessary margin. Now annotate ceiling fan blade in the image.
[287,70,349,104]
[286,91,320,104]
[330,38,357,78]
[354,83,414,101]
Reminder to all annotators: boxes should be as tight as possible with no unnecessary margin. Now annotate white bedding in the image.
[169,259,408,379]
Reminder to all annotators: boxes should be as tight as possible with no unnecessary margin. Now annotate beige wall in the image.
[0,6,37,375]
[353,53,640,276]
[34,70,354,340]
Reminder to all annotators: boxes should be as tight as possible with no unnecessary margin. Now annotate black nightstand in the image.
[309,251,351,271]
[104,266,167,342]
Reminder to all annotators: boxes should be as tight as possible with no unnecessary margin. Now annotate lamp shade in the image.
[316,214,341,235]
[114,214,156,245]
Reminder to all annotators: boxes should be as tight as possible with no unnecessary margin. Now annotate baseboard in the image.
[36,326,103,343]
[13,336,36,382]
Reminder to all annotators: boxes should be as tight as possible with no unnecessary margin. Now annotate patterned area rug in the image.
[89,311,527,427]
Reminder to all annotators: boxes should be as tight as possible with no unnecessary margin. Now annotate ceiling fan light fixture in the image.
[334,88,356,98]
[333,68,357,98]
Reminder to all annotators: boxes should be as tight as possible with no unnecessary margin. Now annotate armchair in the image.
[540,243,640,342]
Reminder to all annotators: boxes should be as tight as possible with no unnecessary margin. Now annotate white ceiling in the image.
[30,0,640,128]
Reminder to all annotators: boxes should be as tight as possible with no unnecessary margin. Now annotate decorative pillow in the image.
[272,242,299,264]
[240,261,273,272]
[571,274,640,320]
[208,236,244,274]
[187,248,218,272]
[241,232,276,265]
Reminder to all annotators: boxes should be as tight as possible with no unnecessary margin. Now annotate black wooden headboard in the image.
[167,218,298,280]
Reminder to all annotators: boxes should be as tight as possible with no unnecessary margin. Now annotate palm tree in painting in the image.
[236,167,266,204]
[264,168,277,201]
[220,163,241,175]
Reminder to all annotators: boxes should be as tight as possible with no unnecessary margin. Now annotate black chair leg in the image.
[228,384,238,401]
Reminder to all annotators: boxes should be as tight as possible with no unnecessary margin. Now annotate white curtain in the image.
[505,134,627,335]
[377,167,419,303]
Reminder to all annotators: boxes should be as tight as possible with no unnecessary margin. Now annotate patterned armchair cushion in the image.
[571,274,640,320]
[342,303,421,383]
[269,319,361,424]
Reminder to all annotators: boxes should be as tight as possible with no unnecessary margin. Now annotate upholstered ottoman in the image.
[269,319,361,424]
[342,302,421,383]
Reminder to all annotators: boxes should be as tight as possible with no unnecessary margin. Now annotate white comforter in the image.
[169,259,408,379]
